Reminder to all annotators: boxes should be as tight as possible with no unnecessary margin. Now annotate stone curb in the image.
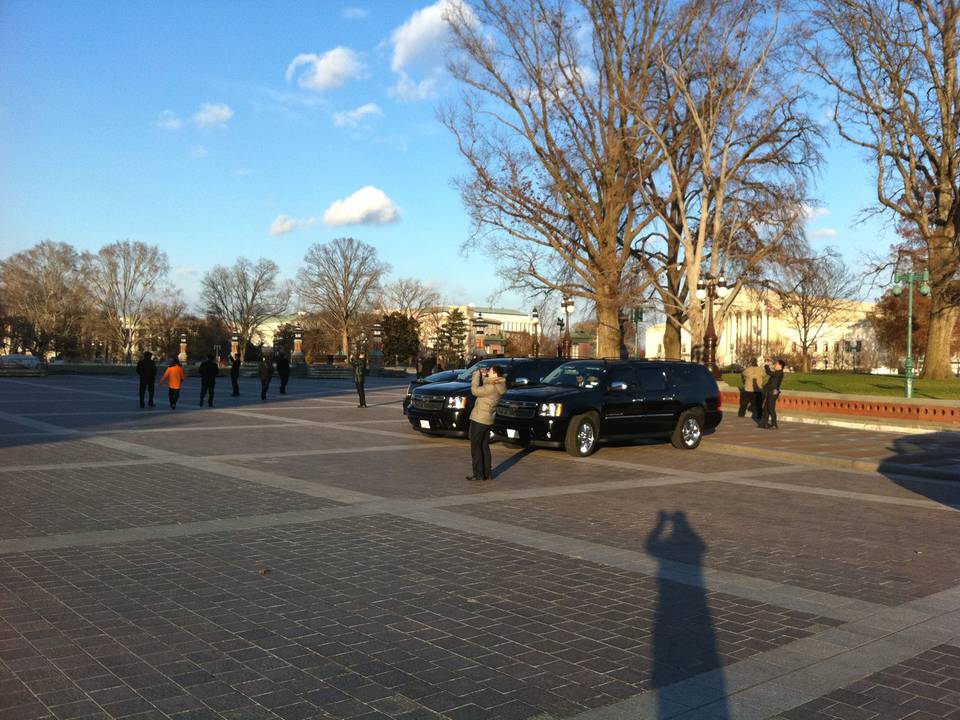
[776,412,959,435]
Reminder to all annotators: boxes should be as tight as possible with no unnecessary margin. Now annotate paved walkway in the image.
[0,375,958,720]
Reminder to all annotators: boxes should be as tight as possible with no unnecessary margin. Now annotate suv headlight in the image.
[446,396,467,409]
[538,402,564,417]
[406,383,414,397]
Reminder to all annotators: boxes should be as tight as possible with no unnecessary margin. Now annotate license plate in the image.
[419,420,431,429]
[506,428,518,439]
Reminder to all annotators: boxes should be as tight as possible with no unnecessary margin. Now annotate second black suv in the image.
[492,359,722,456]
[407,357,563,437]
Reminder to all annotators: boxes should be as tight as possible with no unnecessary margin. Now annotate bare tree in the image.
[298,238,390,355]
[199,258,290,354]
[812,0,960,378]
[632,0,819,359]
[0,241,88,357]
[141,292,187,358]
[443,0,666,358]
[379,278,441,321]
[769,247,859,372]
[86,240,170,362]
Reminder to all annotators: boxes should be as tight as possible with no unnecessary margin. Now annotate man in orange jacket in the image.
[160,357,187,409]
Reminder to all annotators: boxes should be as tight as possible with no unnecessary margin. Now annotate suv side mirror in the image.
[513,377,529,386]
[609,380,628,392]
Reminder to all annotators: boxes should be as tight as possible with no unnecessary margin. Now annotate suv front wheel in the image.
[671,409,703,450]
[565,413,599,457]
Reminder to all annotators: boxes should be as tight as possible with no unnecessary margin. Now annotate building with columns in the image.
[644,288,877,369]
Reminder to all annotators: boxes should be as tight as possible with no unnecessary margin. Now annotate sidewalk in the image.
[706,415,960,482]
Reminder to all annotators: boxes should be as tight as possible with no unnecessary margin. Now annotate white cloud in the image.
[286,48,364,91]
[333,102,383,127]
[174,266,197,276]
[189,145,209,159]
[269,214,317,236]
[323,186,400,226]
[801,204,829,220]
[811,228,839,238]
[388,0,475,101]
[193,102,234,128]
[154,110,182,130]
[341,6,368,19]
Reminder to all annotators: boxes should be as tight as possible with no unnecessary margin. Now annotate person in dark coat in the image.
[230,353,241,396]
[276,352,291,394]
[199,354,219,407]
[135,351,157,409]
[352,354,367,408]
[760,358,784,429]
[258,356,274,400]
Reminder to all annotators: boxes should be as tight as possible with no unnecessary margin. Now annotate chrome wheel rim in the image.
[577,422,595,454]
[682,417,701,446]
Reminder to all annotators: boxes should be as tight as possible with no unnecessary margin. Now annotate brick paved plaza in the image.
[1,376,959,720]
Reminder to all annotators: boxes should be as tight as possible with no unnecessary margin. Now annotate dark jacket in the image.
[764,366,784,394]
[136,358,157,381]
[276,356,291,377]
[353,359,367,384]
[258,359,274,381]
[199,359,219,383]
[230,356,241,378]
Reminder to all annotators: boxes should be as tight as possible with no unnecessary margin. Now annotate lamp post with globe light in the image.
[555,317,565,358]
[695,273,735,378]
[530,308,540,357]
[891,269,930,398]
[561,296,575,359]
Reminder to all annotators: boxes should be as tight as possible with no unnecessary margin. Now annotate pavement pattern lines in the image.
[0,376,959,720]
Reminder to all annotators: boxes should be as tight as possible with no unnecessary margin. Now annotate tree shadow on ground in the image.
[879,432,960,509]
[645,510,729,719]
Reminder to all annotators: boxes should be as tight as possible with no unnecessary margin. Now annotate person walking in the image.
[738,358,765,422]
[352,353,368,408]
[258,355,274,401]
[159,357,186,410]
[199,354,219,407]
[466,364,506,482]
[230,353,241,396]
[276,352,291,395]
[760,358,784,429]
[135,351,157,409]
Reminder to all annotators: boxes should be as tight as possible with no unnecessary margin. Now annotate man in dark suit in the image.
[760,358,784,429]
[230,353,241,396]
[135,351,157,409]
[199,354,219,407]
[352,354,367,408]
[258,356,274,401]
[276,352,291,394]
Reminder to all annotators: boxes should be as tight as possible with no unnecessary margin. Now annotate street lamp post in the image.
[617,308,629,360]
[178,333,188,364]
[555,318,565,359]
[891,269,930,398]
[695,273,734,378]
[371,322,383,366]
[632,307,644,359]
[472,312,487,360]
[530,308,540,357]
[561,296,574,359]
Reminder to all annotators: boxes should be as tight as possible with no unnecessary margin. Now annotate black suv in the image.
[492,359,722,456]
[402,368,465,415]
[407,358,564,437]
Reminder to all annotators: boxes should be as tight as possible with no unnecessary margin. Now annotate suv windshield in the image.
[542,362,606,389]
[455,359,508,381]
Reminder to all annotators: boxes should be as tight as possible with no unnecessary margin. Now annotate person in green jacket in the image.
[466,364,506,482]
[352,354,368,408]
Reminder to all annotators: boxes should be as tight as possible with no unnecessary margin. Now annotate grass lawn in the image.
[721,371,960,400]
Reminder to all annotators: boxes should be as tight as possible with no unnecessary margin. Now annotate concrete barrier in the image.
[720,387,960,424]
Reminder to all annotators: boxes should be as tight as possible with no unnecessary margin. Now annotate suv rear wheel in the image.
[565,413,599,457]
[671,409,703,450]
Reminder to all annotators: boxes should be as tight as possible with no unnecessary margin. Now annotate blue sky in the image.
[0,0,894,316]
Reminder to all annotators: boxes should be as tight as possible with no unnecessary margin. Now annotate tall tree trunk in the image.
[662,315,683,359]
[921,235,959,379]
[596,300,620,359]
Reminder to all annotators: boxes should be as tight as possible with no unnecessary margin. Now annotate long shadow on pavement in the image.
[879,432,960,508]
[645,510,729,719]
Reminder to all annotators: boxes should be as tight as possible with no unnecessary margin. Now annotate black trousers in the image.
[469,421,493,479]
[200,380,215,407]
[231,374,239,396]
[738,390,763,420]
[138,380,155,407]
[168,388,180,409]
[762,390,779,427]
[355,381,366,407]
[279,373,289,394]
[260,378,271,400]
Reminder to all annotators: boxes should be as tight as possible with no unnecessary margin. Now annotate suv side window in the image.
[638,366,668,392]
[607,366,640,391]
